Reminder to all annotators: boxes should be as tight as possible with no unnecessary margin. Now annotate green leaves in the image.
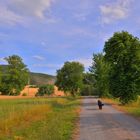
[36,85,54,96]
[90,53,110,97]
[55,61,84,96]
[0,55,29,95]
[90,31,140,104]
[104,31,140,104]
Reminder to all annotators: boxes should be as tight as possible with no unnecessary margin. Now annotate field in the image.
[0,86,65,99]
[0,97,80,140]
[20,86,65,97]
[102,97,140,118]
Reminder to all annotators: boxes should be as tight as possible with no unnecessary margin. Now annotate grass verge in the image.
[102,97,140,119]
[0,97,80,140]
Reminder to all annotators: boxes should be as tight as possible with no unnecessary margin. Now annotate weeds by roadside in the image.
[102,97,140,119]
[0,97,80,140]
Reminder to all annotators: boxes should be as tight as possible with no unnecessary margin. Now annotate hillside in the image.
[29,72,56,85]
[0,65,56,85]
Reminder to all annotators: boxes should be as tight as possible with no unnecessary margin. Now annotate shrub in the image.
[22,93,27,96]
[36,85,54,96]
[29,85,38,88]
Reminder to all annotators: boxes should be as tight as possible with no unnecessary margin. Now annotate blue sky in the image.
[0,0,140,75]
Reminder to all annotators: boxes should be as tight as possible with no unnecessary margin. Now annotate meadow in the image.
[103,97,140,118]
[0,97,80,140]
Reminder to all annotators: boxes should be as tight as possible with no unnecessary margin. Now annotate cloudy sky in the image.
[0,0,139,75]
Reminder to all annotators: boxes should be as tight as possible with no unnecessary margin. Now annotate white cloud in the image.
[63,27,95,38]
[0,6,25,26]
[45,17,59,24]
[72,0,95,21]
[100,0,133,24]
[33,55,45,61]
[9,0,53,19]
[0,0,54,26]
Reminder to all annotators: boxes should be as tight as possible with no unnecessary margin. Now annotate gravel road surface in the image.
[77,97,140,140]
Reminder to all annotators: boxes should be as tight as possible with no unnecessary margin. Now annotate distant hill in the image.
[0,65,56,86]
[29,72,56,85]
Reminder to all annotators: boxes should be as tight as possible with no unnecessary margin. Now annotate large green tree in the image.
[0,66,2,92]
[1,55,29,95]
[55,61,84,96]
[90,53,110,97]
[104,31,140,104]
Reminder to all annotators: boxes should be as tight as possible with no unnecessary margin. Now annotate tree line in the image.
[1,31,140,104]
[56,31,140,104]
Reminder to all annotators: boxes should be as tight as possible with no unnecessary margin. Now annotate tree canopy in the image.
[104,31,140,104]
[90,53,110,97]
[55,61,84,96]
[0,55,29,95]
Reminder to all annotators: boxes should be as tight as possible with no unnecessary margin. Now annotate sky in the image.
[0,0,140,75]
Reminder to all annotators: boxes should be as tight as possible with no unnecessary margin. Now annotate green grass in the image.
[0,97,80,140]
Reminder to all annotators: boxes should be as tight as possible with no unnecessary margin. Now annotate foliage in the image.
[80,85,94,96]
[0,66,2,89]
[104,31,140,104]
[55,61,84,96]
[89,53,110,97]
[80,73,95,96]
[83,72,95,85]
[0,55,29,95]
[36,85,54,96]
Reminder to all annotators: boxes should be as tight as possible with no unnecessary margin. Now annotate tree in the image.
[104,31,140,104]
[36,85,54,96]
[83,72,95,85]
[0,66,2,93]
[0,55,29,95]
[89,53,110,97]
[81,72,95,96]
[55,61,84,96]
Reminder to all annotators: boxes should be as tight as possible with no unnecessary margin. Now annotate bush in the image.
[29,85,38,88]
[36,85,54,96]
[22,93,27,96]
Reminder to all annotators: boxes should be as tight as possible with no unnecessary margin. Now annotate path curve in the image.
[77,97,140,140]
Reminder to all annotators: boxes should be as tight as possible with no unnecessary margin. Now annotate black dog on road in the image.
[97,100,104,110]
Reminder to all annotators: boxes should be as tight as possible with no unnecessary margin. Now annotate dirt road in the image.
[77,97,140,140]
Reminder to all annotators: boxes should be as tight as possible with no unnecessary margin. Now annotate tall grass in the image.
[0,97,80,140]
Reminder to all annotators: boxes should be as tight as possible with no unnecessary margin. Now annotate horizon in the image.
[0,0,140,75]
